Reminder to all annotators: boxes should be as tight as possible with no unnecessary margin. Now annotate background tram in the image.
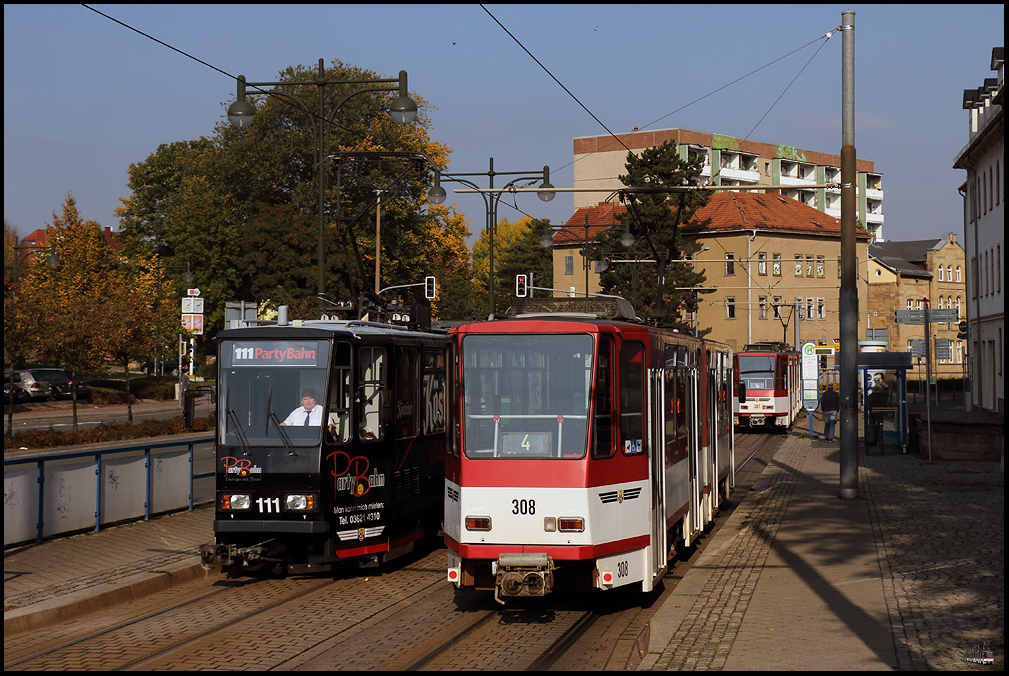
[200,313,447,573]
[443,298,733,602]
[732,342,801,431]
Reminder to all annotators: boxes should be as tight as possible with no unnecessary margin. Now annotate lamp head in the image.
[537,166,555,202]
[228,76,256,128]
[389,95,418,124]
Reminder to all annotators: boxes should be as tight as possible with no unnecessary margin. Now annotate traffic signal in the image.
[515,274,528,298]
[425,276,437,300]
[957,319,968,339]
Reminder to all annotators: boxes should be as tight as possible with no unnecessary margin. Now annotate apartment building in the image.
[953,46,1004,413]
[573,128,886,240]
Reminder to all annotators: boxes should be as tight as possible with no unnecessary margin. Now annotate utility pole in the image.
[839,9,859,499]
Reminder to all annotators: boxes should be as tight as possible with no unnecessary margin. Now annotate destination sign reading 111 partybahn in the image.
[229,342,319,367]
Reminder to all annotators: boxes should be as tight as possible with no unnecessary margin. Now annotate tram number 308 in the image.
[617,560,629,578]
[511,499,536,515]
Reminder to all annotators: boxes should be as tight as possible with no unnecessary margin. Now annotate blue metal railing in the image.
[4,436,213,545]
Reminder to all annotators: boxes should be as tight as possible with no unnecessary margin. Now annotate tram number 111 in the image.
[257,497,281,513]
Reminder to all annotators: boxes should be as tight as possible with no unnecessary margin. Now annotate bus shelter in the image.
[857,351,911,454]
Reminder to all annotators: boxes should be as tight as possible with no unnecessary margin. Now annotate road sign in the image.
[181,297,204,313]
[934,338,951,360]
[910,339,925,357]
[182,314,204,335]
[800,342,819,412]
[894,308,958,324]
[187,288,201,297]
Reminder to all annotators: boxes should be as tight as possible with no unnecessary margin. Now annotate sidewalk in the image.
[639,413,1004,670]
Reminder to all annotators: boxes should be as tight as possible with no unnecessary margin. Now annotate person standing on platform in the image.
[820,383,840,442]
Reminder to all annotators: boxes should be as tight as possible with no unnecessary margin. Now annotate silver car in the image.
[17,368,90,401]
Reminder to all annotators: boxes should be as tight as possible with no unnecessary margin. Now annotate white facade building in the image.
[953,47,1004,414]
[572,128,885,239]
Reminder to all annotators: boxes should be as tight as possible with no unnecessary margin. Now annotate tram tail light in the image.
[465,516,492,531]
[558,517,585,532]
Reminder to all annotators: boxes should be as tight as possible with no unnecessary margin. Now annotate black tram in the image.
[199,315,448,573]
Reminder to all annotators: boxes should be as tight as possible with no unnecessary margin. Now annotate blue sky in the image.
[4,4,1004,246]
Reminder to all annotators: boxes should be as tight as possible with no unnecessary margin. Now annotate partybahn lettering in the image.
[232,343,318,366]
[326,450,386,497]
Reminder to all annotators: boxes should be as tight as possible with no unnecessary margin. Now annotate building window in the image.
[837,256,842,279]
[907,299,913,311]
[817,297,826,320]
[956,265,961,283]
[564,255,574,275]
[946,265,952,281]
[938,266,944,282]
[725,253,735,276]
[806,297,814,321]
[956,341,963,364]
[759,296,768,319]
[758,252,767,276]
[816,255,825,278]
[773,253,781,277]
[773,296,782,319]
[806,254,814,278]
[795,255,803,277]
[726,296,736,320]
[795,297,804,320]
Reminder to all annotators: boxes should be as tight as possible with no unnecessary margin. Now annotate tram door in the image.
[705,351,717,523]
[650,363,665,578]
[686,350,701,540]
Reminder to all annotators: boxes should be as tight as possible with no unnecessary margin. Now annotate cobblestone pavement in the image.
[641,432,1004,671]
[861,453,1004,670]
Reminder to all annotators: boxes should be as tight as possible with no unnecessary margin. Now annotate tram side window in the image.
[619,341,645,455]
[395,347,419,440]
[592,334,615,459]
[664,346,677,459]
[359,347,386,442]
[327,342,353,444]
[422,349,447,436]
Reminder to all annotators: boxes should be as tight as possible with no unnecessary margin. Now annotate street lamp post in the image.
[427,158,554,315]
[226,59,417,315]
[539,215,634,297]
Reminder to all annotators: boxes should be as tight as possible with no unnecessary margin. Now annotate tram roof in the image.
[218,319,446,341]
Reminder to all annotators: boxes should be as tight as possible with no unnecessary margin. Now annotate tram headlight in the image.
[284,494,317,512]
[221,493,251,510]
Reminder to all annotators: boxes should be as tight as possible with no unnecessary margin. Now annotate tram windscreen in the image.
[737,355,775,390]
[218,340,331,448]
[461,334,592,459]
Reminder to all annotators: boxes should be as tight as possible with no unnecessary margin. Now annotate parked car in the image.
[141,358,181,376]
[4,370,30,405]
[17,368,90,401]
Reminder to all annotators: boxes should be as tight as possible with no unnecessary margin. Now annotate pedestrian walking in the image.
[820,383,840,441]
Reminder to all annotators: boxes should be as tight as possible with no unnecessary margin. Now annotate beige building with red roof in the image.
[550,192,870,351]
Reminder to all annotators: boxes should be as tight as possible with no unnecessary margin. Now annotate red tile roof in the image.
[562,192,872,241]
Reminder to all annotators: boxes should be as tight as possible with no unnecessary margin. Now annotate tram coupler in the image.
[493,553,554,604]
[199,539,285,568]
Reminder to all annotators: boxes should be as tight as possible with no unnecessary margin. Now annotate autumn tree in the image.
[4,221,44,435]
[597,140,710,327]
[117,58,468,332]
[472,215,553,313]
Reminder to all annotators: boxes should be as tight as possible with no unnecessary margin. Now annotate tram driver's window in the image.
[359,347,386,442]
[328,342,352,444]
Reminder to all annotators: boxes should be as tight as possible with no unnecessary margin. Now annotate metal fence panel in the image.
[43,458,97,538]
[100,451,148,526]
[4,464,40,545]
[150,448,192,513]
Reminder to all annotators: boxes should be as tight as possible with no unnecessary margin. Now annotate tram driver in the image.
[281,388,324,426]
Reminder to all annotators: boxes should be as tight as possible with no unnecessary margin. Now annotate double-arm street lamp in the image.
[226,59,418,314]
[427,158,554,315]
[539,215,634,297]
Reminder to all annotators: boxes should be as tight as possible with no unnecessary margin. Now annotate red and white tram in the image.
[443,298,733,602]
[732,342,801,430]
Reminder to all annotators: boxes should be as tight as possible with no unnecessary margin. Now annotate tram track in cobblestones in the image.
[7,432,790,671]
